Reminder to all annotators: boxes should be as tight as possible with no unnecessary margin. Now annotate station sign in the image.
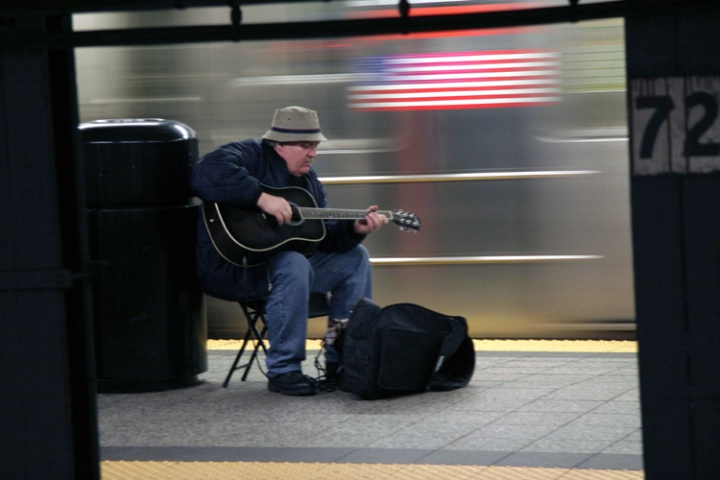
[630,76,720,175]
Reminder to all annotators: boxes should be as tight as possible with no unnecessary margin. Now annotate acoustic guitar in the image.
[202,185,421,267]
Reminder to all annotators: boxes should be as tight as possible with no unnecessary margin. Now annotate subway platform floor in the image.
[98,340,643,479]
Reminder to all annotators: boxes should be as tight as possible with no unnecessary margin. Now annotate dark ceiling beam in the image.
[0,0,320,15]
[0,0,715,50]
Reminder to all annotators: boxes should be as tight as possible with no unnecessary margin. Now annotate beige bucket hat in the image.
[262,106,328,142]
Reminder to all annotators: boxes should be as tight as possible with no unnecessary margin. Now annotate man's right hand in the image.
[257,192,293,225]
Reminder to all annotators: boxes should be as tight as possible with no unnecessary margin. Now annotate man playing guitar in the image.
[190,106,387,396]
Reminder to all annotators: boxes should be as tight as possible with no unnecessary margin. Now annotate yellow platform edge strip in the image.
[101,461,644,480]
[208,339,638,353]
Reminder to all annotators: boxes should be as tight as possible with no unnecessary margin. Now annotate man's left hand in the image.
[354,205,388,235]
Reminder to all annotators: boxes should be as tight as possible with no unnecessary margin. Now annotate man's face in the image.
[275,141,320,177]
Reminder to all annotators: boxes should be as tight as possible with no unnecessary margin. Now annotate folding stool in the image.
[222,292,330,387]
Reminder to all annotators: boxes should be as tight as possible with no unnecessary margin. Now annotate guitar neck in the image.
[298,207,395,221]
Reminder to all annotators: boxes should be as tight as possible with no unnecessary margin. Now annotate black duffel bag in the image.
[338,298,475,400]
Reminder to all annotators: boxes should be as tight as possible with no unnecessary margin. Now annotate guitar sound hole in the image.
[287,203,304,227]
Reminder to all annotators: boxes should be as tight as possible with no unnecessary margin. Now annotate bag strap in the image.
[424,317,467,390]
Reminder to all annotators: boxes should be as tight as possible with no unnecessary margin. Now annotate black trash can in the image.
[80,118,207,393]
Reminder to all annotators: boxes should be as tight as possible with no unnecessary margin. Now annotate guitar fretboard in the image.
[297,208,395,220]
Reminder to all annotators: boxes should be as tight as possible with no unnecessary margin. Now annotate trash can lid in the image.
[79,119,195,143]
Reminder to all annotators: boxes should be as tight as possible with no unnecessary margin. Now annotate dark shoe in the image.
[268,371,317,396]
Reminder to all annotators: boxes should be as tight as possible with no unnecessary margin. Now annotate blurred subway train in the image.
[74,0,634,340]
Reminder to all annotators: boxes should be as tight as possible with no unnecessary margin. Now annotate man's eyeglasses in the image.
[281,141,320,150]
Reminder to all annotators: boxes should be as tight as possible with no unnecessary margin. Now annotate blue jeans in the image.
[264,245,372,377]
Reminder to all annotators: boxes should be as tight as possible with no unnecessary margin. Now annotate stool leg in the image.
[223,301,268,387]
[241,320,267,381]
[222,326,254,388]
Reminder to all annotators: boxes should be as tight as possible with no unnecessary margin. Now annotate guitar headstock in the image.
[391,210,421,232]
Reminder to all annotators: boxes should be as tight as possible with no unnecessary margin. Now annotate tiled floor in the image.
[98,345,643,472]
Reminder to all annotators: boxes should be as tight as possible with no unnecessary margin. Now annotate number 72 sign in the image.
[630,76,720,175]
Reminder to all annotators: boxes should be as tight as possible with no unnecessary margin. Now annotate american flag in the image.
[347,50,562,111]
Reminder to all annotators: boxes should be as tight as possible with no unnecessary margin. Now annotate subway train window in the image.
[74,1,632,340]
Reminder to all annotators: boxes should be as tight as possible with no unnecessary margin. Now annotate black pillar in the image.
[0,14,100,480]
[627,7,720,479]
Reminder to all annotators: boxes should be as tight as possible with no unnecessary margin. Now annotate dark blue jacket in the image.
[189,138,365,299]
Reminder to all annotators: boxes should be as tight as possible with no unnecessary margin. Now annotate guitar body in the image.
[202,185,326,267]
